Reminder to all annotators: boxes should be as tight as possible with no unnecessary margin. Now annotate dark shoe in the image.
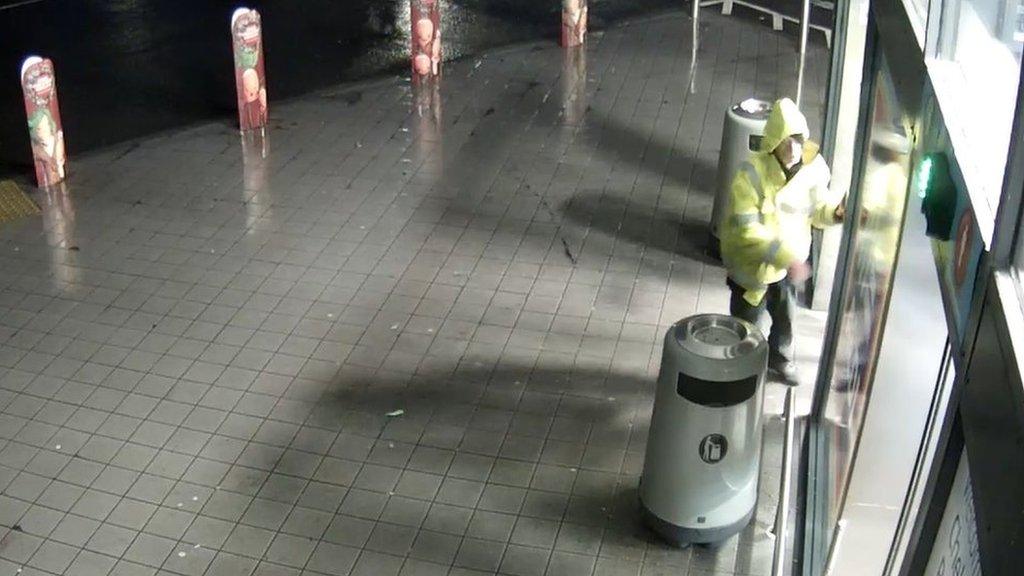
[769,360,799,386]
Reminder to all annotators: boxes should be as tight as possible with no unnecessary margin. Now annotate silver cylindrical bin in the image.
[708,99,772,259]
[640,314,768,547]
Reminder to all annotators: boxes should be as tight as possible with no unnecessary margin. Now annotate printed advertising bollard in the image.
[411,0,441,83]
[561,0,587,47]
[21,57,66,188]
[231,8,268,134]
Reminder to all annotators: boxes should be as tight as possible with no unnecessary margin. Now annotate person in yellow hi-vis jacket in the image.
[721,98,846,383]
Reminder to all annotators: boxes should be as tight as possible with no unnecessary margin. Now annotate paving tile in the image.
[479,484,527,514]
[306,541,360,576]
[223,524,275,558]
[511,517,561,549]
[50,514,100,547]
[394,470,443,500]
[400,558,451,576]
[85,521,137,556]
[323,514,375,548]
[265,532,317,568]
[110,558,160,576]
[65,549,118,576]
[408,529,462,565]
[161,542,216,576]
[365,522,417,556]
[547,551,597,576]
[593,556,643,576]
[351,550,405,576]
[124,528,178,565]
[27,539,78,573]
[145,506,194,540]
[183,515,235,548]
[14,504,61,538]
[434,478,485,508]
[468,510,518,542]
[500,544,552,576]
[380,495,431,527]
[280,506,333,539]
[422,503,473,536]
[204,551,260,576]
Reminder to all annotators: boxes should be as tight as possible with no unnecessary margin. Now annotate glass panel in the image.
[886,342,957,571]
[819,51,912,542]
[943,0,1024,68]
[934,0,1024,209]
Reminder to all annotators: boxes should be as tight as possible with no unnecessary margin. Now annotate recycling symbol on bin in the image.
[699,434,728,464]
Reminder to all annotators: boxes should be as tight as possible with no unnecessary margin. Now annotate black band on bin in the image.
[676,373,758,407]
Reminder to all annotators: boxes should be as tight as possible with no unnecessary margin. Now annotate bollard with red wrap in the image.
[561,0,587,47]
[231,8,268,133]
[21,57,66,188]
[411,0,441,82]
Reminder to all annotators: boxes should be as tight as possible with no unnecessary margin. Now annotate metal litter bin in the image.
[708,99,772,259]
[640,314,768,546]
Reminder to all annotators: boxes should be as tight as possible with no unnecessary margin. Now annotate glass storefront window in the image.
[940,0,1024,67]
[815,50,913,557]
[930,0,1024,221]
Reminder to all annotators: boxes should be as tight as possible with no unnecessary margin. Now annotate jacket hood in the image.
[760,98,810,154]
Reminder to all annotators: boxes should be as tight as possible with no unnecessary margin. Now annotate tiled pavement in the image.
[0,8,828,576]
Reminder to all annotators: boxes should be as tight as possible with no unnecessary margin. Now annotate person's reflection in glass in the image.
[835,129,909,425]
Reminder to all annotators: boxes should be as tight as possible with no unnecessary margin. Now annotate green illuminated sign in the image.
[917,155,933,199]
[918,152,957,241]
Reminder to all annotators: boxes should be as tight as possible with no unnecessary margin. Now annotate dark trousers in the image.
[727,278,795,364]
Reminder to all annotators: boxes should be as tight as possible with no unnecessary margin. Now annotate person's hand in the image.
[787,261,811,283]
[834,194,847,222]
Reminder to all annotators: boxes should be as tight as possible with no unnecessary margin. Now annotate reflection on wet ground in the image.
[0,0,686,172]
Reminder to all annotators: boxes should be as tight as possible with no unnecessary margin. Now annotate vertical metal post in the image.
[771,387,797,576]
[690,0,699,94]
[796,0,810,107]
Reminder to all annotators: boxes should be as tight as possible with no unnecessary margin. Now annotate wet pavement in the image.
[0,0,698,173]
[0,7,829,576]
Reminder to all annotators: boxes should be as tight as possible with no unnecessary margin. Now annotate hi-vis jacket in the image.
[721,98,843,306]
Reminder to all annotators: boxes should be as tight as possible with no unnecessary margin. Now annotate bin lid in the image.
[730,98,772,121]
[670,314,767,380]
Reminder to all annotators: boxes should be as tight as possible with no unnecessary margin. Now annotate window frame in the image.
[994,55,1024,301]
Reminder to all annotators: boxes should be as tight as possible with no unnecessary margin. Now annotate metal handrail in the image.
[771,386,798,576]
